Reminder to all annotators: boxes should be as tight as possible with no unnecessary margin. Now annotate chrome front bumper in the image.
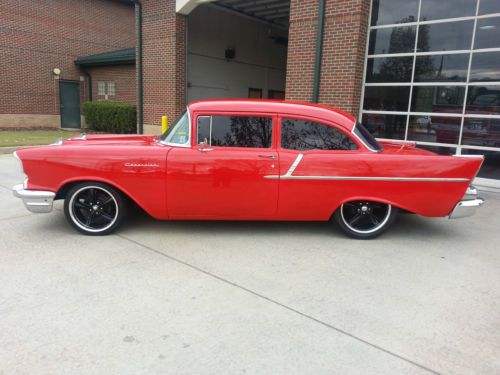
[449,186,484,219]
[12,184,55,213]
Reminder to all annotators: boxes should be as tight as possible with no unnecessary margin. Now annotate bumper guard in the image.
[449,186,484,219]
[12,184,55,213]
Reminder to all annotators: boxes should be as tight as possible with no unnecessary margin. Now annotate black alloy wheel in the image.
[334,200,398,239]
[64,182,126,235]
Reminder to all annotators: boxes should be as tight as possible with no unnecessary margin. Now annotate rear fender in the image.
[333,154,483,217]
[335,196,411,216]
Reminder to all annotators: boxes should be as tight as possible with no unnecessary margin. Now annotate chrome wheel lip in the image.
[69,186,118,233]
[340,201,392,234]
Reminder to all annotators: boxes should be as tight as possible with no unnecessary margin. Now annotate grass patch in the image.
[0,129,83,147]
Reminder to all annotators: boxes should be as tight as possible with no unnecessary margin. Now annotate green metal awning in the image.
[75,48,135,67]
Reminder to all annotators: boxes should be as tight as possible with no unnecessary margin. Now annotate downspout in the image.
[83,69,92,101]
[312,0,326,103]
[133,0,144,134]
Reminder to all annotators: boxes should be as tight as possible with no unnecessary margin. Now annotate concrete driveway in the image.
[0,153,499,375]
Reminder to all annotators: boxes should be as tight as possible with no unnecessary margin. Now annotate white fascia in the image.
[176,0,217,15]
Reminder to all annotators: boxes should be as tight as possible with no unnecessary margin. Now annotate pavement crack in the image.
[0,213,34,222]
[118,233,440,375]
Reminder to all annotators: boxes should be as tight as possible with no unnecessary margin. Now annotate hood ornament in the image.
[49,137,63,146]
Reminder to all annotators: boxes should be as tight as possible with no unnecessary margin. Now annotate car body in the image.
[13,99,485,238]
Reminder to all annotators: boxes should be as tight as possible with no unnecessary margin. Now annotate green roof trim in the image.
[75,48,135,67]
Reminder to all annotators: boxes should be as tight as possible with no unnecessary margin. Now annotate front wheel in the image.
[64,182,127,235]
[334,200,398,239]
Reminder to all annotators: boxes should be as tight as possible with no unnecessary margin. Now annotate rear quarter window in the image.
[281,118,357,151]
[353,121,383,152]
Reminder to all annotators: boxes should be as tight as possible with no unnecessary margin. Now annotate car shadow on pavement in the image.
[31,202,452,240]
[114,205,452,241]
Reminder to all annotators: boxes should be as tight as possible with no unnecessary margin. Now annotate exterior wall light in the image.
[225,48,235,61]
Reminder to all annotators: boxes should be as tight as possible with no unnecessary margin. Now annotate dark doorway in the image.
[248,88,263,98]
[59,80,81,128]
[269,90,285,99]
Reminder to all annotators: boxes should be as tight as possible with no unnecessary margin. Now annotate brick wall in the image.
[286,0,370,117]
[141,0,186,133]
[285,0,320,103]
[0,0,135,124]
[87,65,137,104]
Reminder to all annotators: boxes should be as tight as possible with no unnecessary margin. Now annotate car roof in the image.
[187,99,356,131]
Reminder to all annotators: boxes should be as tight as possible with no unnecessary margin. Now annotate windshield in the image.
[353,121,383,152]
[160,111,190,145]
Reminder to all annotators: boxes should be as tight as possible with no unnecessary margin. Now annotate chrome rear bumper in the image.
[12,184,55,213]
[449,186,484,219]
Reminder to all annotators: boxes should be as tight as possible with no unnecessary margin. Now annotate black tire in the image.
[63,182,127,235]
[333,200,398,239]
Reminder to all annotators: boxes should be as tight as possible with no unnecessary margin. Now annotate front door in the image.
[166,113,279,219]
[59,80,81,128]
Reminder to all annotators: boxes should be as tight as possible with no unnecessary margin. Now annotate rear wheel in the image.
[334,200,398,239]
[64,182,126,235]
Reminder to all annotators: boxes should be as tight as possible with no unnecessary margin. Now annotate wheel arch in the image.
[330,196,412,219]
[55,178,142,211]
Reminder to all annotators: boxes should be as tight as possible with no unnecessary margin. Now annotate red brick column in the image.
[141,0,186,134]
[285,0,319,103]
[286,0,370,117]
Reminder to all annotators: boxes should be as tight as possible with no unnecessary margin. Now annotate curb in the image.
[0,145,46,155]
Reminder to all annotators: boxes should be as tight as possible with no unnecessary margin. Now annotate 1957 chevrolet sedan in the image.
[13,99,484,239]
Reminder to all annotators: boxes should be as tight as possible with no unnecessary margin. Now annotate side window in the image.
[197,115,272,148]
[281,118,357,151]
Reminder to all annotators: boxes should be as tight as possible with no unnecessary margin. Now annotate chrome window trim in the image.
[351,121,381,153]
[209,116,213,146]
[195,115,212,145]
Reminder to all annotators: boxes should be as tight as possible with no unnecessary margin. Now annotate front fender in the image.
[18,145,169,220]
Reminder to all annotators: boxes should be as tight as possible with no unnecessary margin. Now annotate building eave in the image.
[74,48,135,67]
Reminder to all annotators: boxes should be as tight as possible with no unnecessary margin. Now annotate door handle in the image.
[258,154,276,159]
[198,147,214,152]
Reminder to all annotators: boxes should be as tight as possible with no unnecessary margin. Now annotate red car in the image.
[12,100,484,239]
